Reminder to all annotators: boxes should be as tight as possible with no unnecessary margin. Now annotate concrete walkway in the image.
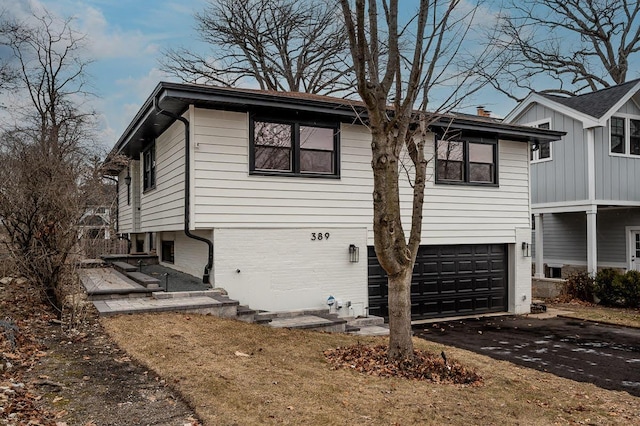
[79,268,237,317]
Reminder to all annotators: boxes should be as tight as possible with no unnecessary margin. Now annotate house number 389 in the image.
[311,232,330,241]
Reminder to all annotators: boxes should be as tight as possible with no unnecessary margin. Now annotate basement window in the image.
[161,240,174,264]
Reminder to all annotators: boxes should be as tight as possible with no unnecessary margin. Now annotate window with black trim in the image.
[436,137,497,185]
[250,117,339,177]
[610,116,640,156]
[530,121,552,161]
[143,143,156,191]
[161,240,174,263]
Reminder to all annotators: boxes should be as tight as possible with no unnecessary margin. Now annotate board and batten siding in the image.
[514,104,588,205]
[139,120,186,232]
[594,99,640,202]
[191,108,531,246]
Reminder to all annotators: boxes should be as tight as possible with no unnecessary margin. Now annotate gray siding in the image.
[535,208,640,266]
[514,104,588,204]
[597,208,640,264]
[541,212,587,262]
[594,99,640,202]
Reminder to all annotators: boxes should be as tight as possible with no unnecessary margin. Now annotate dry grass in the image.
[103,313,640,426]
[550,302,640,328]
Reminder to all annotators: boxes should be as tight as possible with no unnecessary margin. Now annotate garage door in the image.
[368,244,508,320]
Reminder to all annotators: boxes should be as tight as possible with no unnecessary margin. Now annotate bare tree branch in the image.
[0,7,101,312]
[488,0,640,100]
[160,0,354,96]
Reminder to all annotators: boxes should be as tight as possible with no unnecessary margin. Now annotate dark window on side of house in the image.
[611,117,625,154]
[161,240,174,264]
[143,143,156,191]
[250,116,339,177]
[631,119,640,155]
[436,137,497,185]
[530,121,552,161]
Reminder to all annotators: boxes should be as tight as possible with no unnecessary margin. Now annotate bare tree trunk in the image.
[370,127,415,357]
[387,266,413,359]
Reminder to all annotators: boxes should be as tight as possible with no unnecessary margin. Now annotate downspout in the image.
[153,97,213,284]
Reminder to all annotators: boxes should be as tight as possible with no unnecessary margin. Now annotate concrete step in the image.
[88,289,154,301]
[254,308,330,322]
[348,325,390,336]
[111,261,137,273]
[346,315,385,327]
[236,305,258,322]
[153,290,225,299]
[93,295,238,318]
[126,271,161,289]
[267,314,347,333]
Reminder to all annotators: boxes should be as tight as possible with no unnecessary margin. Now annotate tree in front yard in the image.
[339,0,500,360]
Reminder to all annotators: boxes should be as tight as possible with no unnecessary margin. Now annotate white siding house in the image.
[110,82,562,320]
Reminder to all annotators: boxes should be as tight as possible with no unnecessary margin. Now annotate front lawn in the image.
[549,302,640,328]
[103,313,640,425]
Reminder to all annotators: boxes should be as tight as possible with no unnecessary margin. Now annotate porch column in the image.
[534,213,544,278]
[586,209,597,276]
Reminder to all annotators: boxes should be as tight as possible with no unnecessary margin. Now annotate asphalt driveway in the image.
[414,316,640,396]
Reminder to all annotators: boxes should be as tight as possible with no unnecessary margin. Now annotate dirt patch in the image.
[0,277,200,425]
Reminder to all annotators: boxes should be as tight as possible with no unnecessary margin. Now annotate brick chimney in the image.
[476,106,491,117]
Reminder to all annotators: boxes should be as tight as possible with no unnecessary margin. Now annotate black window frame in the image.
[530,121,552,162]
[435,135,499,187]
[611,116,626,154]
[249,114,340,178]
[161,240,174,264]
[143,142,156,192]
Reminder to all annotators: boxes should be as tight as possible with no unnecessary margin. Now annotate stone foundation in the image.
[532,277,565,299]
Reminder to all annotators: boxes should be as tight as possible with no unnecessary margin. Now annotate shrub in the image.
[594,268,624,306]
[561,271,595,303]
[617,270,640,308]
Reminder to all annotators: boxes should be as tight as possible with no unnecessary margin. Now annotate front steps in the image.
[255,309,389,335]
[79,263,388,335]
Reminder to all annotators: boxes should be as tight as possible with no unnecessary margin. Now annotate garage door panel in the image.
[368,244,508,321]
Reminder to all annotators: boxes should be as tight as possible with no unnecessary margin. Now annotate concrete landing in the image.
[93,295,235,317]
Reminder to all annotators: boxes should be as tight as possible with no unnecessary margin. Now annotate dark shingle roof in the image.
[539,78,640,119]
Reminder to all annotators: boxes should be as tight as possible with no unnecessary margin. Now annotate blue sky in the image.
[2,0,520,152]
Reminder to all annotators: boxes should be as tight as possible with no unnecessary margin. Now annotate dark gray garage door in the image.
[368,244,508,321]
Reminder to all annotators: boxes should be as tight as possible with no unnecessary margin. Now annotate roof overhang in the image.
[504,92,600,128]
[113,82,565,158]
[505,81,640,129]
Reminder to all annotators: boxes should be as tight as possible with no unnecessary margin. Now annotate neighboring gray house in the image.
[505,79,640,277]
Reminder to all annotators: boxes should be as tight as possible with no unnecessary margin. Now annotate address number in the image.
[311,232,330,241]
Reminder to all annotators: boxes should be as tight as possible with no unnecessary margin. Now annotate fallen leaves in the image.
[324,344,482,385]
